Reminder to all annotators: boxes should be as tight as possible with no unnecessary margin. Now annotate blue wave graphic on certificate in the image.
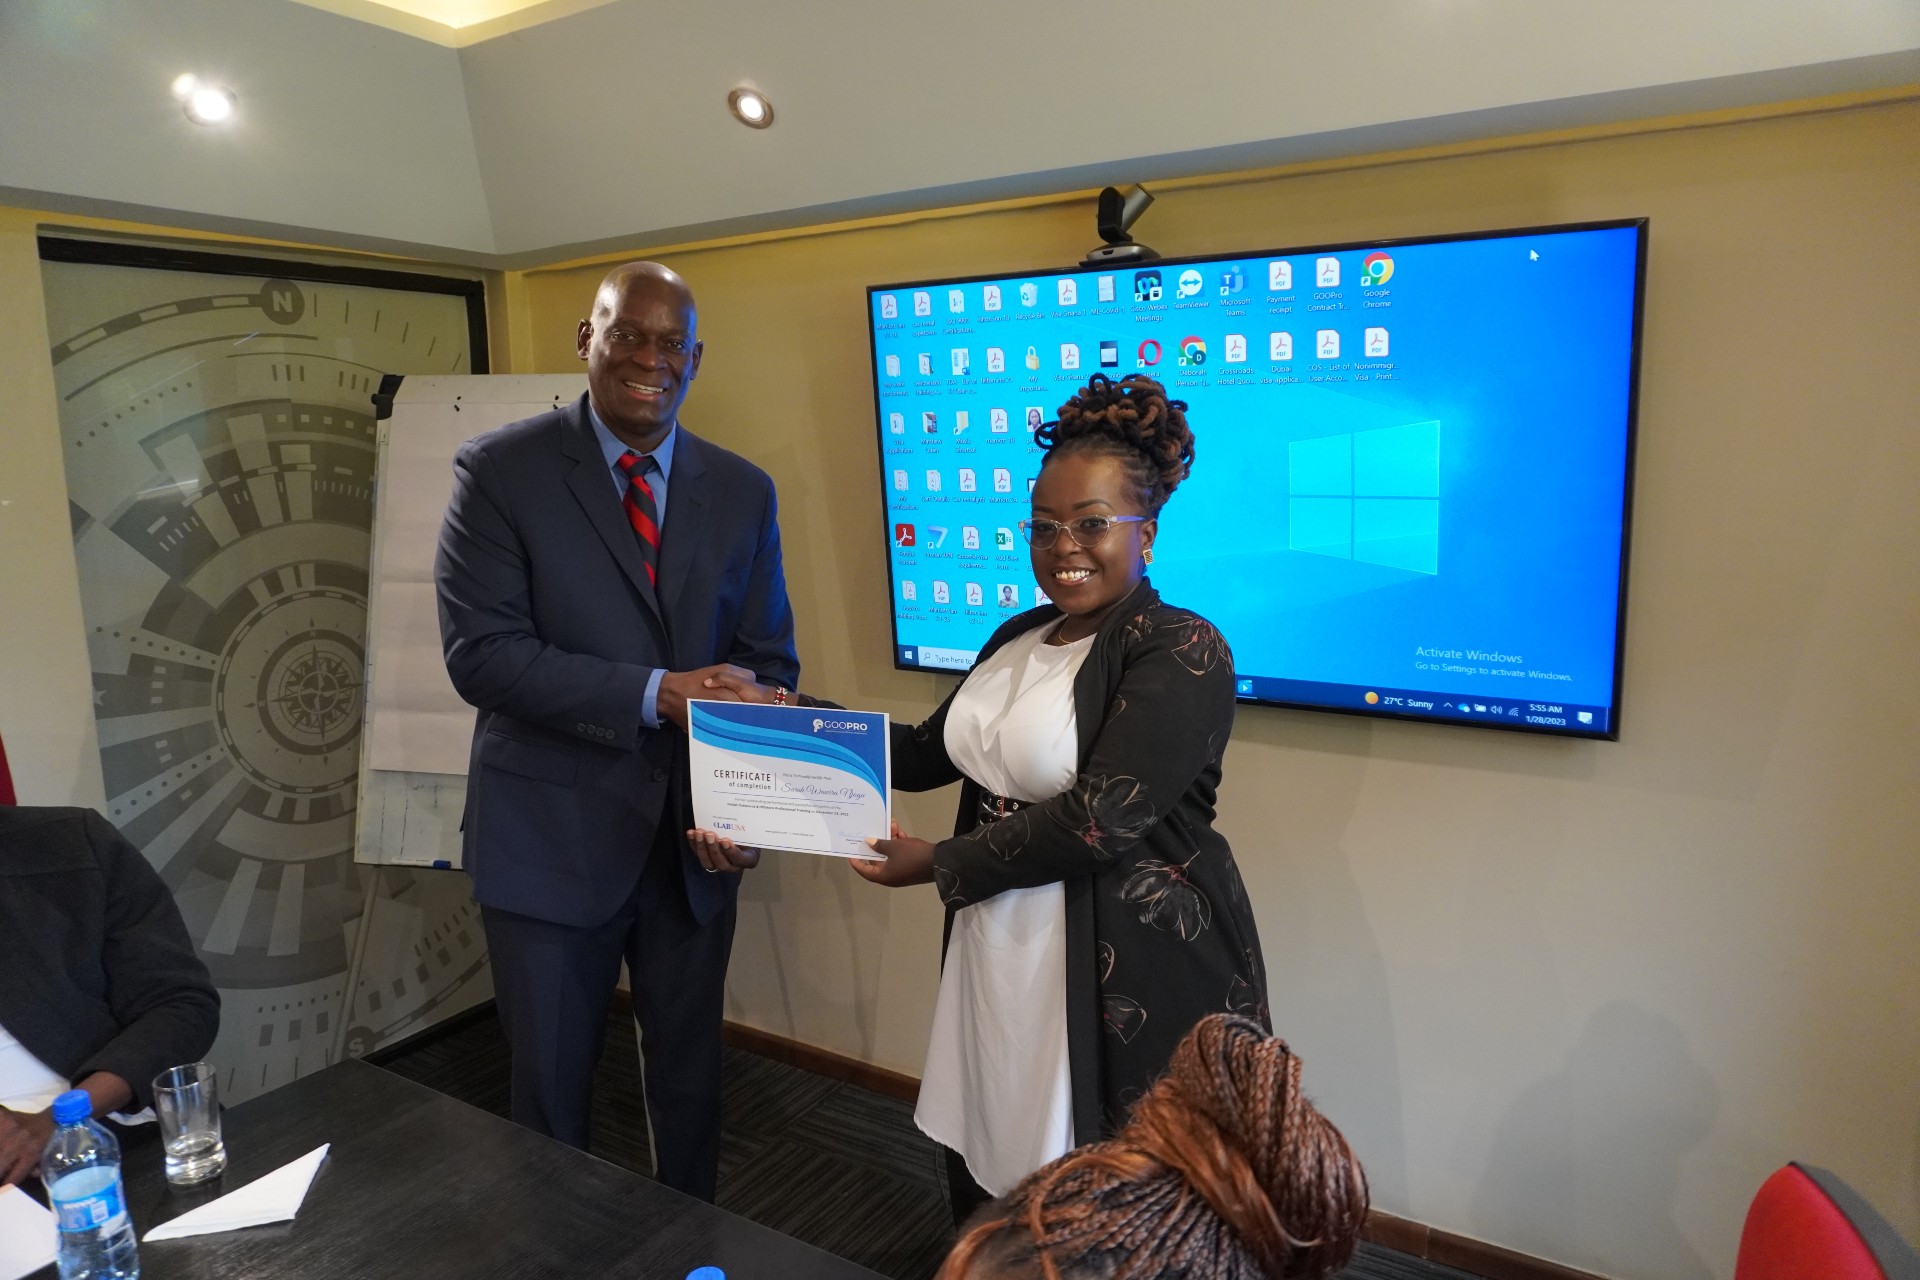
[689,704,886,797]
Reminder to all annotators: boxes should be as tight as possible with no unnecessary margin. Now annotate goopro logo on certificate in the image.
[687,702,892,857]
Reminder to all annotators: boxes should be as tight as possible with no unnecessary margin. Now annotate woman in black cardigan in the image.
[694,374,1266,1218]
[0,806,219,1184]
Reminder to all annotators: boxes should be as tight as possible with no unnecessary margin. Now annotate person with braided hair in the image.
[694,374,1267,1223]
[938,1014,1368,1280]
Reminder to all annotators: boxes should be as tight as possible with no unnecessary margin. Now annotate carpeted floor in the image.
[376,1005,1478,1280]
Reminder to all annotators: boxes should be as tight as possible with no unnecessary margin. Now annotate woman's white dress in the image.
[912,619,1094,1196]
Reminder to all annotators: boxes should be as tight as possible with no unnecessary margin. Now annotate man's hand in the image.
[687,828,762,873]
[850,822,938,888]
[702,669,782,705]
[0,1106,54,1187]
[657,664,756,730]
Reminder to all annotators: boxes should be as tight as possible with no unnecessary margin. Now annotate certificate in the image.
[687,701,891,858]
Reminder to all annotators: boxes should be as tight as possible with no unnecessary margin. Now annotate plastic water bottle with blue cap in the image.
[41,1089,140,1279]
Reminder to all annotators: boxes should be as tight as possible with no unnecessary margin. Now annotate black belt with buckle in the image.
[977,791,1031,825]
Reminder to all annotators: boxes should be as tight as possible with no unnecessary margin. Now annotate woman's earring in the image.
[1142,547,1155,565]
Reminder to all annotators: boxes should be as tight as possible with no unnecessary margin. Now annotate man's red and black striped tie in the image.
[616,450,661,585]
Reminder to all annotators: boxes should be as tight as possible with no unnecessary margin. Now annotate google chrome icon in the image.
[1361,252,1394,286]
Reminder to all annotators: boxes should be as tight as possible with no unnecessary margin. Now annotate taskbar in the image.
[897,647,1613,735]
[898,643,975,672]
[1232,675,1612,736]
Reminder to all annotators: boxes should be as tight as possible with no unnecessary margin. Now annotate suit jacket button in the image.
[653,767,668,782]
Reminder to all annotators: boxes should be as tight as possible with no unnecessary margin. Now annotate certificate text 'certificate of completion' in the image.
[687,701,891,858]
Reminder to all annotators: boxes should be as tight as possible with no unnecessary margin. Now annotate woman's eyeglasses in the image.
[1018,515,1146,549]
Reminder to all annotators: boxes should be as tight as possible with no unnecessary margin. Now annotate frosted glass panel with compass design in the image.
[41,242,491,1103]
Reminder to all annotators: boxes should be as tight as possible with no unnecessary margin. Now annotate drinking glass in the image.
[152,1062,226,1185]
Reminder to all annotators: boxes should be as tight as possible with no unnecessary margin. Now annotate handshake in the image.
[655,663,782,731]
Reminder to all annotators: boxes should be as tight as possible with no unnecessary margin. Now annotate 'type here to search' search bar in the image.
[904,645,975,672]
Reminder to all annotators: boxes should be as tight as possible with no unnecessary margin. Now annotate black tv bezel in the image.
[865,217,1648,742]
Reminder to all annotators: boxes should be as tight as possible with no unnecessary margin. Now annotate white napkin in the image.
[0,1185,57,1280]
[143,1143,329,1242]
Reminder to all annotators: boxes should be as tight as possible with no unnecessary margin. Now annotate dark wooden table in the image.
[31,1059,881,1279]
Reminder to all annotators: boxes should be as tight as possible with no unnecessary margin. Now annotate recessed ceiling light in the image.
[727,87,773,129]
[184,84,236,126]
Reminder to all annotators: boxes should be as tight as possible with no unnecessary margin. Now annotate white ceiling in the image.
[2,0,1915,266]
[287,0,617,47]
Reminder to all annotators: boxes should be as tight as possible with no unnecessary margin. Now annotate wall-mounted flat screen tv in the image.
[867,219,1646,739]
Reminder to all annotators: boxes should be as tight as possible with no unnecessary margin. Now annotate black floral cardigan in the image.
[890,578,1269,1142]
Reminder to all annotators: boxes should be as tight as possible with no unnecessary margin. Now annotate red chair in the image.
[1737,1163,1919,1280]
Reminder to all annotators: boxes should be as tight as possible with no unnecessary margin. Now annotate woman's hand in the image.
[850,822,937,888]
[686,828,762,873]
[702,670,783,705]
[0,1106,54,1186]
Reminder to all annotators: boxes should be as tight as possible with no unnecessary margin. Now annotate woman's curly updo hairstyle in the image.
[1035,374,1195,516]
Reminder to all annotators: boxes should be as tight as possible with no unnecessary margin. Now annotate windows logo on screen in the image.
[1287,420,1439,575]
[1361,252,1395,286]
[1178,336,1206,367]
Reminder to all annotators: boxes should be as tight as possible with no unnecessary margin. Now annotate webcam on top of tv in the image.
[1083,184,1159,265]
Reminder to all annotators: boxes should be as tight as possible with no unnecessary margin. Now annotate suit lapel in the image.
[657,428,711,641]
[559,398,663,624]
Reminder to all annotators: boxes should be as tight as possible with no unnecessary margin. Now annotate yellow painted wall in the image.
[518,98,1920,1279]
[0,207,101,805]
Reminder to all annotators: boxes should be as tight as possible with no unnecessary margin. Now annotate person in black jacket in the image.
[693,374,1267,1223]
[0,806,219,1185]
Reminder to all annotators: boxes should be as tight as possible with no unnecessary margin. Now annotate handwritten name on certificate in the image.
[687,701,892,858]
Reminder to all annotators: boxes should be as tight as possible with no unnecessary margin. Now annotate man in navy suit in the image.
[435,262,797,1199]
